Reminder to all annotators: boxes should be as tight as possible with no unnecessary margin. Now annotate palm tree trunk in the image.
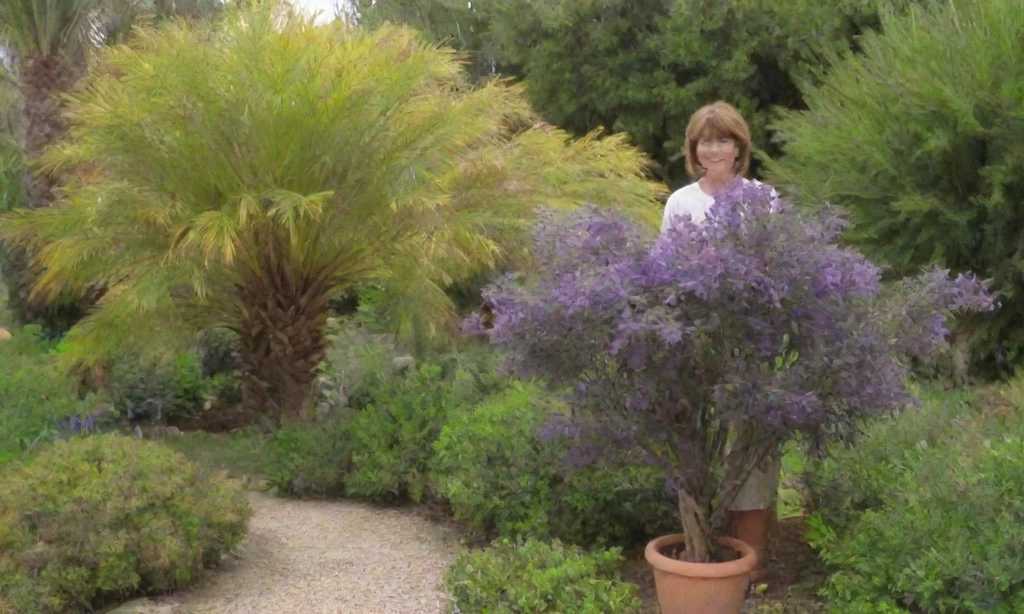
[234,270,332,425]
[4,52,88,327]
[20,53,80,207]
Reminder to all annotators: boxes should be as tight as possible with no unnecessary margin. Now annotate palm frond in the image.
[1,4,665,365]
[0,0,105,57]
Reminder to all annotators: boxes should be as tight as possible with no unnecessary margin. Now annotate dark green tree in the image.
[354,0,499,81]
[356,0,933,186]
[764,0,1024,376]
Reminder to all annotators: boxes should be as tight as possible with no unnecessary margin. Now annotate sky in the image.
[290,0,346,23]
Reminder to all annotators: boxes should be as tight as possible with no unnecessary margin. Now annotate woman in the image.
[661,100,772,231]
[661,101,780,582]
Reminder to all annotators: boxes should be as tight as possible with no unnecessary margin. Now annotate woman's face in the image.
[696,133,738,177]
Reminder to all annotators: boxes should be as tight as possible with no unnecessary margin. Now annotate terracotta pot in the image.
[644,534,757,614]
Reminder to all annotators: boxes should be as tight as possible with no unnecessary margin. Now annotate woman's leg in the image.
[728,454,782,581]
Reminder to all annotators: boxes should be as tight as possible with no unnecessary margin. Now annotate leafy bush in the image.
[0,325,101,465]
[346,363,476,502]
[806,386,1024,612]
[263,414,351,498]
[107,350,209,421]
[207,372,242,406]
[433,383,563,537]
[805,385,979,534]
[432,383,675,546]
[197,327,239,377]
[316,318,396,414]
[317,318,504,415]
[0,434,251,613]
[266,344,504,502]
[261,321,385,497]
[551,457,677,548]
[765,0,1024,375]
[444,538,641,614]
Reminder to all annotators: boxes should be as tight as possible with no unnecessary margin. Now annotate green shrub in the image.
[432,383,563,537]
[207,372,242,406]
[0,325,100,465]
[263,414,351,498]
[805,384,979,534]
[107,350,209,421]
[317,318,503,415]
[444,538,641,614]
[432,383,675,546]
[317,318,395,413]
[0,434,251,613]
[346,363,470,502]
[806,385,1024,612]
[434,341,506,401]
[265,341,505,502]
[765,0,1024,375]
[196,327,239,377]
[551,458,677,548]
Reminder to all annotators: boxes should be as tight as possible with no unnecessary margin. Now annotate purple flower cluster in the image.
[471,180,995,527]
[57,415,97,436]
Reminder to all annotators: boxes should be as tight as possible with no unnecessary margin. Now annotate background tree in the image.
[348,0,942,350]
[356,0,936,187]
[0,0,106,328]
[353,0,498,81]
[0,55,19,215]
[1,5,664,423]
[763,0,1024,377]
[0,62,18,322]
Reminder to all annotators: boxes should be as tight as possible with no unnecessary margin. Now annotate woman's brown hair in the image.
[684,101,752,179]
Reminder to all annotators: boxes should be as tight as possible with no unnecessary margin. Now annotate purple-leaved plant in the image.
[468,180,995,562]
[56,415,97,436]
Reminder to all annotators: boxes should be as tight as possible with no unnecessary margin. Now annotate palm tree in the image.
[1,1,222,197]
[2,6,664,423]
[0,0,108,207]
[0,0,106,326]
[0,0,223,327]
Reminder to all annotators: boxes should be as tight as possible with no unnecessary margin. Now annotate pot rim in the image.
[644,534,757,579]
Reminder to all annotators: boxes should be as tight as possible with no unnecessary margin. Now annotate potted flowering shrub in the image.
[467,181,994,613]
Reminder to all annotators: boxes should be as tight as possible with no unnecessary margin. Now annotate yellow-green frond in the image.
[1,2,664,360]
[169,210,241,266]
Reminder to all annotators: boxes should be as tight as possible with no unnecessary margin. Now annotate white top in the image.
[660,178,778,233]
[660,182,715,232]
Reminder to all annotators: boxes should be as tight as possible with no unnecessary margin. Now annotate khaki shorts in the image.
[729,454,782,511]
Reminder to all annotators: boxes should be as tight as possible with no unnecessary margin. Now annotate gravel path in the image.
[151,492,463,614]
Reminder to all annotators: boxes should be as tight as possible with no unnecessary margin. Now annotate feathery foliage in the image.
[764,0,1024,376]
[0,0,223,331]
